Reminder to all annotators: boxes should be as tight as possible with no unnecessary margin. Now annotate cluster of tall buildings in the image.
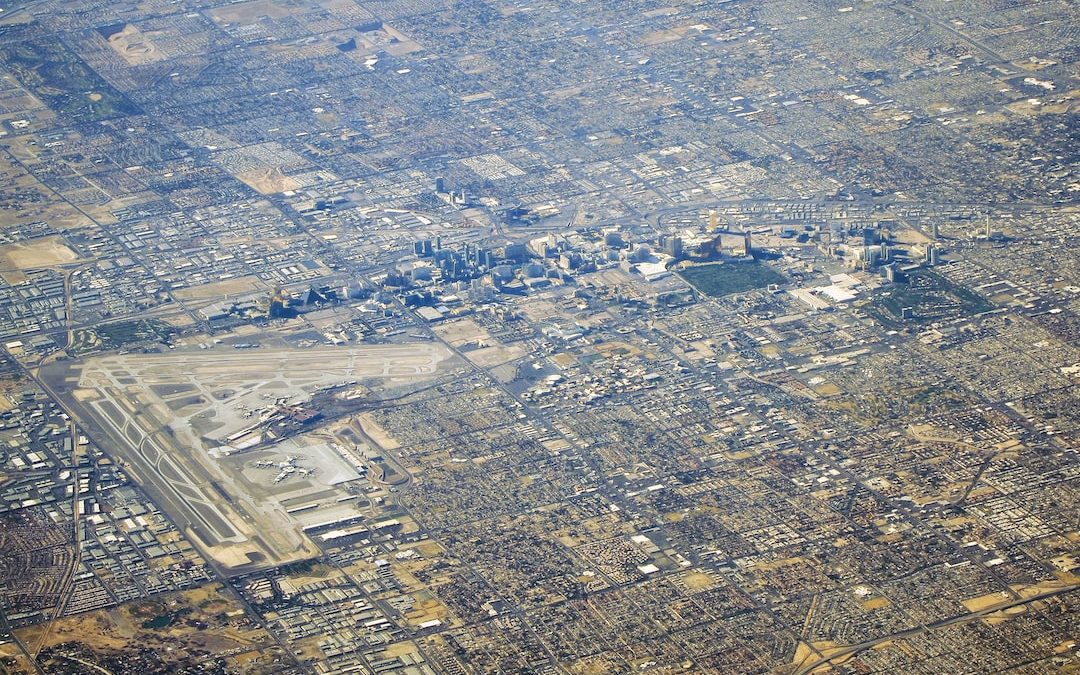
[411,238,498,279]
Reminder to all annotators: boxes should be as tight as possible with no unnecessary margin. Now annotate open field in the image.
[206,0,305,22]
[0,236,79,269]
[0,37,139,123]
[677,261,787,297]
[15,583,282,672]
[102,23,167,66]
[70,319,177,355]
[42,344,452,572]
[865,268,994,327]
[235,167,301,195]
[172,274,266,301]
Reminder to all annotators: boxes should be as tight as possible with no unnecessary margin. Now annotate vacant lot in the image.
[173,274,265,301]
[17,583,281,672]
[0,236,79,269]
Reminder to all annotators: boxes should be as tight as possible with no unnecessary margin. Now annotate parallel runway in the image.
[48,344,451,572]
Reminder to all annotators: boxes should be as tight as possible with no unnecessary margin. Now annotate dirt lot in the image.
[0,236,79,270]
[172,274,266,301]
[235,167,301,195]
[106,24,167,65]
[16,583,282,672]
[207,0,297,22]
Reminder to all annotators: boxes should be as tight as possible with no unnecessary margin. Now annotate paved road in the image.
[794,583,1078,674]
[889,2,1011,68]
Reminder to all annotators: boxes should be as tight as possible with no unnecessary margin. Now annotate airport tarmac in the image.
[43,343,451,572]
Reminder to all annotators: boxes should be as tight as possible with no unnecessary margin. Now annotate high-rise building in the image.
[924,244,940,266]
[503,243,527,262]
[660,235,683,258]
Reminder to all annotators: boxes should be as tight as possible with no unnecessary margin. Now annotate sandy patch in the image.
[433,317,490,347]
[792,640,852,671]
[235,167,301,195]
[681,571,717,591]
[962,590,1012,612]
[173,275,265,301]
[641,23,707,46]
[207,0,297,22]
[0,236,79,269]
[106,24,167,65]
[357,412,402,450]
[464,344,526,369]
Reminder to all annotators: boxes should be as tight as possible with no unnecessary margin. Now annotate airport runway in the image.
[47,343,450,571]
